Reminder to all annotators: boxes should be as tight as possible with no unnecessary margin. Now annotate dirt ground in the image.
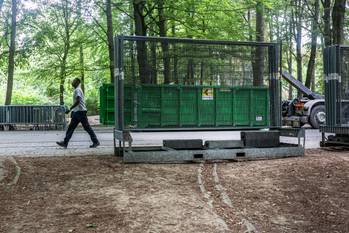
[1,149,348,233]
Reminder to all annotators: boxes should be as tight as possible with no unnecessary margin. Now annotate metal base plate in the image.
[320,125,349,134]
[123,144,304,163]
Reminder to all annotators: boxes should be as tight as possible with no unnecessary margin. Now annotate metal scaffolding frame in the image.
[112,35,302,161]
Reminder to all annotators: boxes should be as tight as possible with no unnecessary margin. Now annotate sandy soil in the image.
[1,149,348,233]
[0,156,226,233]
[206,149,349,233]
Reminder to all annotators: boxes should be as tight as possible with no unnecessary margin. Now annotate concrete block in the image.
[241,130,280,148]
[204,140,243,149]
[163,139,203,149]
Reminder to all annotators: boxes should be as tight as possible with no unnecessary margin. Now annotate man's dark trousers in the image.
[64,111,98,145]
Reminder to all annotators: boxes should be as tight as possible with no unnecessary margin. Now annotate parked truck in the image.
[281,71,325,129]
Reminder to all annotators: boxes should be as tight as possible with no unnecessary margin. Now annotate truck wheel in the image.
[309,105,326,129]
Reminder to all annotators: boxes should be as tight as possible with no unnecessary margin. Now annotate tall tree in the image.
[287,8,294,99]
[170,3,178,84]
[305,0,320,89]
[106,0,114,83]
[59,0,75,105]
[33,0,79,105]
[77,0,85,92]
[293,0,303,97]
[322,0,332,46]
[133,0,150,83]
[253,0,265,86]
[5,0,17,105]
[332,0,347,44]
[158,0,170,84]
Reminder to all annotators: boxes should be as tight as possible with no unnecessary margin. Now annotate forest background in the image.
[0,0,347,114]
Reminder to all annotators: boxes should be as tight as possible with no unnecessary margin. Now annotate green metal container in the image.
[100,84,270,128]
[99,84,115,125]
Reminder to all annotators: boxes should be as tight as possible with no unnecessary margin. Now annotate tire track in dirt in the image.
[199,162,259,233]
[7,157,21,186]
[213,163,259,233]
[0,157,21,186]
[197,163,229,231]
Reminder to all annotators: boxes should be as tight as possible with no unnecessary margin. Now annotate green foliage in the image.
[11,89,52,105]
[85,90,99,115]
[0,0,348,106]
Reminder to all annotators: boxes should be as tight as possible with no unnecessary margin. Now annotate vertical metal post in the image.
[269,44,281,127]
[118,36,124,132]
[279,42,283,77]
[324,47,329,125]
[114,35,125,156]
[113,36,118,156]
[325,46,341,127]
[119,37,126,156]
[336,45,342,125]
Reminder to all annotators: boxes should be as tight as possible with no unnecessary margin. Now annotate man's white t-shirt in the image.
[72,85,87,112]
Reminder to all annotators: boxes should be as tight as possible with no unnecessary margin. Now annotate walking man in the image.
[57,78,100,148]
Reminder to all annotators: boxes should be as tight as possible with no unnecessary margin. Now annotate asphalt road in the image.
[0,127,324,157]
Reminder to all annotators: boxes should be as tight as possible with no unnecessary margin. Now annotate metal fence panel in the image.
[340,47,349,125]
[324,45,349,127]
[112,35,281,131]
[0,105,66,130]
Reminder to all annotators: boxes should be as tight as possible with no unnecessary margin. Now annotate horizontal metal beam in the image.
[117,35,278,47]
[120,126,268,132]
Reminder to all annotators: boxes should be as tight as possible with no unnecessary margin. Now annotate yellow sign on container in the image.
[202,88,214,100]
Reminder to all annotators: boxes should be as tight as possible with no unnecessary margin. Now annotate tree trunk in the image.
[305,0,320,89]
[59,48,68,105]
[59,56,69,106]
[187,60,194,85]
[295,0,303,97]
[322,0,332,46]
[129,0,136,85]
[59,69,65,105]
[311,74,316,91]
[247,9,256,86]
[133,0,150,83]
[5,0,17,105]
[269,15,273,42]
[288,10,293,99]
[150,28,157,84]
[158,0,170,84]
[200,62,204,85]
[59,45,69,105]
[79,46,85,93]
[171,23,178,84]
[78,0,85,92]
[248,9,253,85]
[59,0,71,105]
[332,0,346,45]
[253,1,265,86]
[106,0,114,83]
[288,54,293,99]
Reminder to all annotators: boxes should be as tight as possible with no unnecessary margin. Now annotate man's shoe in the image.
[90,142,100,148]
[56,141,67,148]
